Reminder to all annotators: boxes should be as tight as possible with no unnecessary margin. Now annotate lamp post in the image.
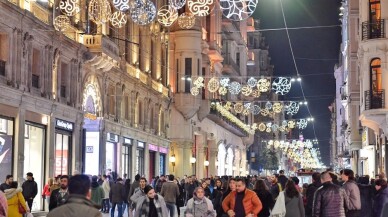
[169,154,176,172]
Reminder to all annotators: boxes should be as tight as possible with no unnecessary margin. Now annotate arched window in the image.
[217,143,226,176]
[226,148,234,175]
[369,0,381,22]
[370,58,381,91]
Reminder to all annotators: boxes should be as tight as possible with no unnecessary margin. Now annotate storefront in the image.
[54,119,73,176]
[0,116,13,176]
[149,144,158,179]
[121,137,132,178]
[136,141,145,176]
[159,147,168,175]
[106,133,119,173]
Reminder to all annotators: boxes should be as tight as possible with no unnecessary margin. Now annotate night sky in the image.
[254,0,342,166]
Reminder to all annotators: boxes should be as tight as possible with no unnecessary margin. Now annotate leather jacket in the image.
[312,182,349,217]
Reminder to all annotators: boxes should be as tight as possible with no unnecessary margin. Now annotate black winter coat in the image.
[373,187,388,217]
[254,189,275,217]
[109,182,126,203]
[305,181,321,216]
[22,179,38,199]
[358,184,373,217]
[312,182,348,217]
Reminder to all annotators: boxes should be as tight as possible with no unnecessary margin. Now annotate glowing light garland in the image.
[157,5,179,27]
[88,0,112,24]
[214,102,254,135]
[59,0,80,16]
[188,0,214,16]
[110,11,128,28]
[130,0,156,25]
[219,0,258,21]
[178,13,196,29]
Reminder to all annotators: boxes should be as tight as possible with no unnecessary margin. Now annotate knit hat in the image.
[144,185,154,194]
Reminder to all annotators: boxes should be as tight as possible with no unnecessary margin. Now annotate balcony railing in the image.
[362,19,385,40]
[365,90,385,110]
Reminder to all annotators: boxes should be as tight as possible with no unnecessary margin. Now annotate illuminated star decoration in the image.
[297,119,308,130]
[285,101,299,116]
[219,0,258,21]
[272,77,292,95]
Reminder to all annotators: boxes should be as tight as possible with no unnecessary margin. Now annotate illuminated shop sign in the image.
[149,144,158,152]
[124,138,132,145]
[159,147,168,154]
[107,133,119,142]
[138,141,145,148]
[55,119,74,131]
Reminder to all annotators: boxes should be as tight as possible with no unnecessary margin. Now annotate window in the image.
[32,49,41,88]
[121,143,132,178]
[369,0,381,21]
[125,96,130,120]
[0,34,8,76]
[370,58,381,91]
[176,60,179,92]
[136,144,145,175]
[185,58,192,93]
[138,100,143,125]
[236,52,240,66]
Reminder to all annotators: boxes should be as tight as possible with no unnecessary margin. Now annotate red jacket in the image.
[222,188,263,216]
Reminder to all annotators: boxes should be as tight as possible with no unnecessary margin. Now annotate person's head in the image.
[135,174,141,181]
[160,175,165,181]
[144,185,156,199]
[26,172,33,180]
[320,172,332,183]
[117,178,123,183]
[254,179,269,191]
[235,178,246,193]
[285,180,299,198]
[48,177,54,185]
[168,174,175,181]
[9,181,18,189]
[123,174,127,179]
[341,169,355,182]
[291,177,300,185]
[279,170,285,175]
[312,172,321,183]
[270,175,278,184]
[5,175,13,184]
[140,177,147,189]
[205,178,211,185]
[228,178,236,191]
[92,175,98,182]
[68,174,91,197]
[375,175,380,179]
[102,175,107,180]
[215,179,223,188]
[60,175,69,189]
[375,179,387,191]
[193,187,205,200]
[201,181,208,189]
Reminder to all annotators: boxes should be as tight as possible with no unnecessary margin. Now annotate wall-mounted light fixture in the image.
[169,154,176,171]
[190,157,197,164]
[204,160,209,166]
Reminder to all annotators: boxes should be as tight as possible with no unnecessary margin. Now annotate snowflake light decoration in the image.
[220,77,230,87]
[251,89,261,98]
[272,124,279,132]
[260,109,269,116]
[193,76,204,88]
[54,15,70,32]
[247,77,257,87]
[157,5,178,27]
[282,120,288,127]
[272,77,291,95]
[234,103,244,113]
[279,126,285,132]
[191,87,199,96]
[244,103,251,110]
[272,103,283,113]
[207,77,220,93]
[242,109,249,116]
[228,81,241,95]
[170,0,186,9]
[178,13,196,29]
[219,0,258,21]
[258,123,266,132]
[188,0,214,16]
[218,87,227,95]
[129,0,156,25]
[241,85,252,96]
[110,11,128,28]
[224,102,232,111]
[297,119,308,130]
[257,78,271,92]
[89,0,112,24]
[265,101,272,110]
[251,105,261,115]
[266,127,271,133]
[288,120,296,129]
[59,0,80,16]
[285,101,299,116]
[112,0,130,12]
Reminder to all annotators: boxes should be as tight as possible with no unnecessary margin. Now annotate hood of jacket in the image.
[4,187,22,199]
[91,181,99,188]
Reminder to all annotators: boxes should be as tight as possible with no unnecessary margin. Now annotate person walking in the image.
[222,178,263,217]
[134,185,169,217]
[130,177,147,209]
[211,179,225,217]
[47,174,102,217]
[185,187,216,217]
[357,176,373,217]
[284,180,304,217]
[102,175,111,213]
[0,175,13,192]
[22,172,38,210]
[253,179,274,217]
[219,178,236,217]
[0,191,7,217]
[278,170,288,190]
[42,178,53,207]
[201,181,212,199]
[184,176,198,203]
[341,169,361,217]
[123,178,131,214]
[4,181,29,217]
[90,176,104,209]
[305,172,321,217]
[160,174,180,217]
[269,174,282,200]
[49,175,69,211]
[110,178,126,217]
[373,179,388,217]
[155,175,166,193]
[312,172,348,217]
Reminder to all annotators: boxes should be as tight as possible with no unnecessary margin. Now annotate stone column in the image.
[131,139,138,180]
[47,115,55,179]
[155,150,160,176]
[144,142,150,179]
[208,148,217,177]
[15,106,25,183]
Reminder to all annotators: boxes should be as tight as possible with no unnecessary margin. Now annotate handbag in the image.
[270,191,286,217]
[18,203,27,214]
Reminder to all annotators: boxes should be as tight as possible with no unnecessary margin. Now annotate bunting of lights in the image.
[190,76,294,97]
[213,102,255,135]
[220,0,258,21]
[218,101,303,117]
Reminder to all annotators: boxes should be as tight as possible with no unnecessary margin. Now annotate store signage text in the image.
[56,119,74,131]
[149,144,158,152]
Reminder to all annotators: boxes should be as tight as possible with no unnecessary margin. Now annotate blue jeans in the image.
[166,202,176,217]
[111,202,123,217]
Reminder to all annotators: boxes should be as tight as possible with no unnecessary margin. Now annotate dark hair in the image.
[343,169,355,180]
[68,175,91,196]
[215,178,223,187]
[92,175,98,182]
[169,174,175,181]
[254,179,269,191]
[6,175,12,180]
[279,170,285,174]
[102,175,107,178]
[312,172,321,182]
[291,177,300,185]
[140,177,147,182]
[285,180,299,198]
[144,185,153,194]
[10,181,18,188]
[375,179,388,188]
[60,175,69,180]
[235,178,246,185]
[117,178,123,182]
[135,174,141,181]
[26,172,33,177]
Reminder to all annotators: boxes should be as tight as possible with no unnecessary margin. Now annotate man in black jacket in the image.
[22,172,38,210]
[0,175,13,192]
[110,178,126,217]
[49,175,69,211]
[313,172,349,217]
[277,170,288,190]
[305,172,321,217]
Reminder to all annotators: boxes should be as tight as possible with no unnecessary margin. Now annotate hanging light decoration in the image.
[170,0,186,9]
[110,11,128,28]
[258,123,266,132]
[241,85,252,96]
[265,101,272,110]
[285,101,299,116]
[59,0,80,16]
[178,12,196,29]
[220,77,230,87]
[157,5,178,27]
[191,87,200,96]
[188,0,214,16]
[228,81,241,95]
[224,101,232,111]
[260,109,269,116]
[89,0,112,24]
[272,103,283,113]
[193,76,204,88]
[251,89,261,98]
[219,0,258,21]
[234,103,244,113]
[251,105,261,115]
[272,77,292,95]
[54,15,70,32]
[130,0,156,25]
[297,119,308,129]
[247,77,257,87]
[257,78,271,92]
[112,0,130,12]
[288,120,296,129]
[207,77,220,93]
[218,86,227,95]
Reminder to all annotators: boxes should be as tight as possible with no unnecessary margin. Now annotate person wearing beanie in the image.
[90,176,104,210]
[134,185,168,217]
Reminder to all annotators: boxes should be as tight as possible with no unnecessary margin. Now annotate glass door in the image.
[55,132,71,177]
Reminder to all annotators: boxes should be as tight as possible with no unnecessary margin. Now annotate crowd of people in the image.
[0,169,388,217]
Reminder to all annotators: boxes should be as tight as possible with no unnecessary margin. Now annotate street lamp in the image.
[169,154,176,171]
[204,160,209,166]
[190,157,197,164]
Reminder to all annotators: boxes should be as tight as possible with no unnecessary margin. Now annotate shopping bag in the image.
[270,191,286,217]
[24,212,34,217]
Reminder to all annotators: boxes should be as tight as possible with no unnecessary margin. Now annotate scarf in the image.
[140,196,163,217]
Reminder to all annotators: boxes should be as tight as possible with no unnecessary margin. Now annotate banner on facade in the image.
[0,135,12,176]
